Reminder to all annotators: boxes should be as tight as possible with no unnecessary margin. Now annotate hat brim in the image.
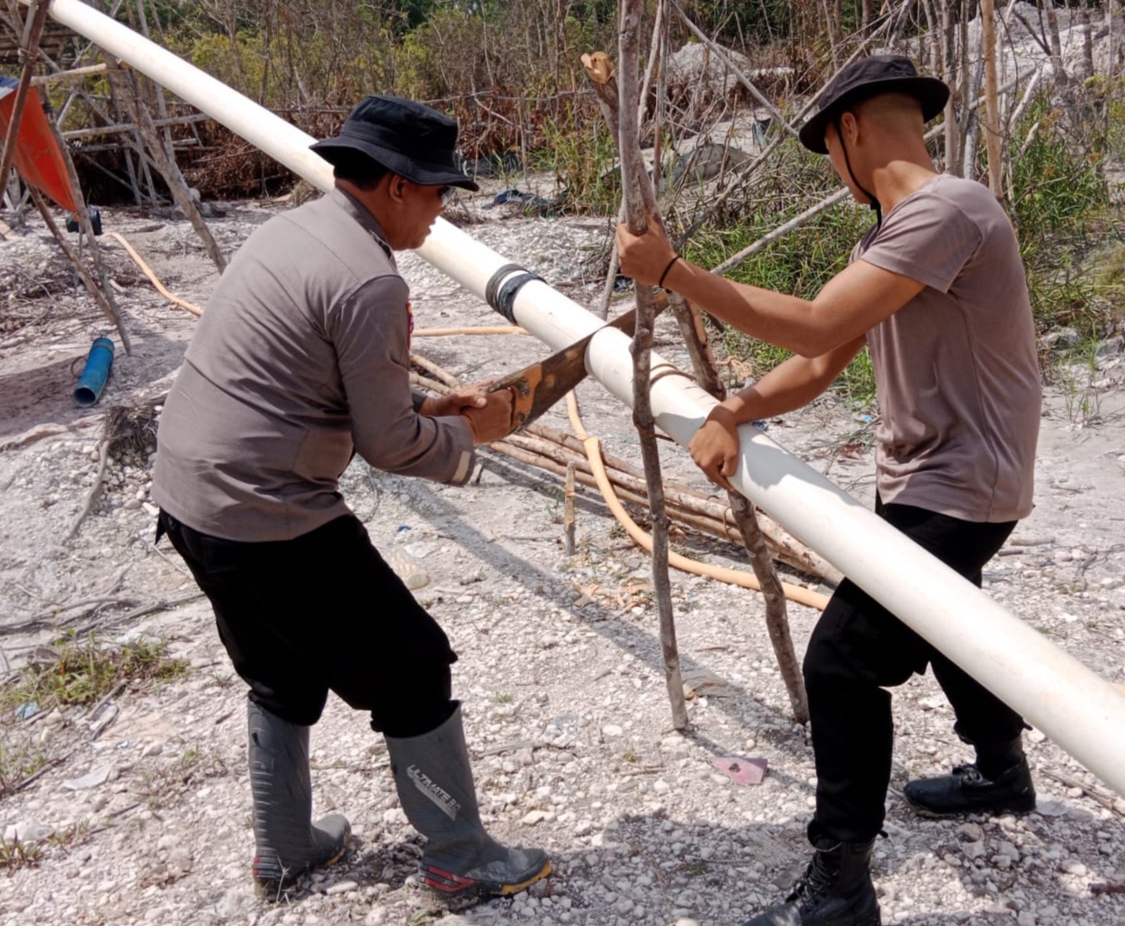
[798,76,950,154]
[311,137,480,192]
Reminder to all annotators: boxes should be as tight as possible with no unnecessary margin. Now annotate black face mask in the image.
[833,115,881,229]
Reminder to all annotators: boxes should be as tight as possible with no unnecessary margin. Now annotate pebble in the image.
[324,879,358,895]
[3,820,55,843]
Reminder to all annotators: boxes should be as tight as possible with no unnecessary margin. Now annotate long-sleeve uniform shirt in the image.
[153,187,474,541]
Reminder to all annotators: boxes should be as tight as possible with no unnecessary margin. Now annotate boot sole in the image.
[253,840,351,899]
[904,793,1037,819]
[426,859,552,910]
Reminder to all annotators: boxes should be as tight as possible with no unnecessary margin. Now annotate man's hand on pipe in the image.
[615,220,678,288]
[461,388,514,443]
[689,406,741,492]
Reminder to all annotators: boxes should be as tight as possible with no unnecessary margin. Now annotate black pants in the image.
[160,511,457,737]
[803,500,1023,842]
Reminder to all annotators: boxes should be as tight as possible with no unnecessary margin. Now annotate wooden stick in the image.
[981,0,1004,198]
[618,0,688,731]
[30,62,125,85]
[28,187,131,350]
[62,112,210,141]
[668,0,797,138]
[0,0,50,217]
[413,326,527,337]
[103,231,203,316]
[728,492,808,721]
[564,461,577,555]
[40,107,133,355]
[712,188,851,276]
[114,68,227,272]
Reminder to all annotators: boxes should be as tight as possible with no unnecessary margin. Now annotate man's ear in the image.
[386,173,408,203]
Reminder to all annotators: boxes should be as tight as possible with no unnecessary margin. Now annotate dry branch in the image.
[27,187,131,351]
[669,0,797,138]
[617,0,687,730]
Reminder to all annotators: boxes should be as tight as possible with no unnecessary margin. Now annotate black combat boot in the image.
[903,738,1036,818]
[385,702,550,909]
[742,823,880,926]
[247,701,351,897]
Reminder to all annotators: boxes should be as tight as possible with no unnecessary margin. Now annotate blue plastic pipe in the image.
[73,337,115,407]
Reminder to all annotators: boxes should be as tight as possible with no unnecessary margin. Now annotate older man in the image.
[154,96,549,907]
[618,56,1041,926]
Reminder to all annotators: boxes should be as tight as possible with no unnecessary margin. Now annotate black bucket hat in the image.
[311,95,479,191]
[799,55,950,155]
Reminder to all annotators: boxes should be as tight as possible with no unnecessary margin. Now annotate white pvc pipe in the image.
[35,0,1125,798]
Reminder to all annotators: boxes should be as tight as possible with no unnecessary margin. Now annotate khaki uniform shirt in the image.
[854,174,1041,523]
[153,187,474,541]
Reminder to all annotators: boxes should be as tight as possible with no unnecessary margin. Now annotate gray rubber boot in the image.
[248,701,351,897]
[385,703,551,908]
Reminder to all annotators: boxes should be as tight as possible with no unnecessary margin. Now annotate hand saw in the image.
[488,309,636,433]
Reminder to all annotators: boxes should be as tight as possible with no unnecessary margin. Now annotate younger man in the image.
[617,56,1041,926]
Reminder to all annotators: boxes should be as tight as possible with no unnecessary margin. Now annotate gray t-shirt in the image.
[153,187,474,541]
[854,174,1041,523]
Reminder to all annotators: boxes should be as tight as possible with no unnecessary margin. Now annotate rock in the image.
[997,841,1020,860]
[3,820,55,843]
[61,763,113,791]
[324,879,358,895]
[962,840,986,860]
[602,724,624,738]
[214,885,255,920]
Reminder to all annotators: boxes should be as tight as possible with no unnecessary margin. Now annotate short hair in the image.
[852,91,925,126]
[330,149,391,190]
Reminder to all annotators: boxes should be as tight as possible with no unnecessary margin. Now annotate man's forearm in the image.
[712,340,866,424]
[663,259,825,356]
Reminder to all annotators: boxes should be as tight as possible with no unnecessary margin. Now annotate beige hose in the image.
[102,236,530,339]
[414,326,527,336]
[105,231,203,316]
[565,392,829,611]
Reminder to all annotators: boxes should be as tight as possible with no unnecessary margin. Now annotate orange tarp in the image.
[0,78,79,212]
